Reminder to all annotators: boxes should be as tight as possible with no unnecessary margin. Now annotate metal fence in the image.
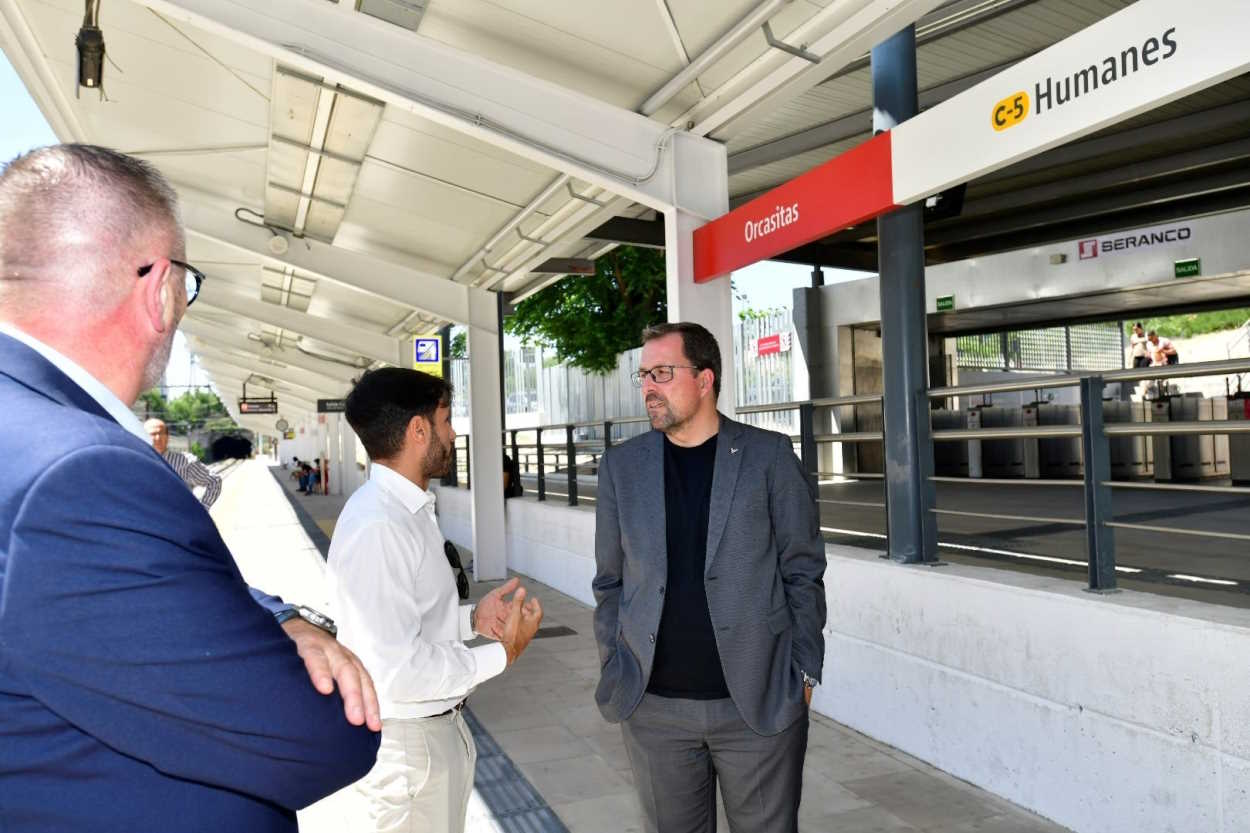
[446,356,1250,601]
[449,310,800,437]
[955,321,1123,373]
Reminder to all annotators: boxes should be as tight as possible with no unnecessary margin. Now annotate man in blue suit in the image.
[0,145,381,831]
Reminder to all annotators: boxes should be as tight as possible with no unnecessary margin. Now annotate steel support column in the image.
[874,26,937,564]
[1079,376,1117,592]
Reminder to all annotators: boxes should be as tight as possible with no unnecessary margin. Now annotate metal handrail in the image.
[932,425,1082,441]
[1104,420,1250,436]
[736,392,883,415]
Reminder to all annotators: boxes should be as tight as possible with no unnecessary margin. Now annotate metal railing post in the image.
[603,419,613,450]
[566,424,578,506]
[510,429,519,470]
[536,428,546,501]
[464,435,471,489]
[799,402,818,491]
[1079,376,1117,592]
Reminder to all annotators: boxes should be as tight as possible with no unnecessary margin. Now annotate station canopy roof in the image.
[4,0,1247,427]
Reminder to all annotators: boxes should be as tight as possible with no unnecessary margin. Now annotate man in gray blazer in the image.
[593,321,827,833]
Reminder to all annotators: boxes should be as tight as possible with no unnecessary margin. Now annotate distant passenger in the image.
[1148,330,1180,366]
[0,144,380,832]
[1130,322,1150,368]
[145,417,222,507]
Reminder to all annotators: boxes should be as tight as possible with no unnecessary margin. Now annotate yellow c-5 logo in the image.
[992,92,1029,131]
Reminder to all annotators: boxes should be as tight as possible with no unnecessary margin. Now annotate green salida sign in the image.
[1174,258,1201,278]
[936,294,956,312]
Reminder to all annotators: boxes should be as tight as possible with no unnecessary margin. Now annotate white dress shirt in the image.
[326,463,507,720]
[0,322,148,443]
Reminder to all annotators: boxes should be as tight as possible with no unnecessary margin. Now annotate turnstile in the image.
[1151,394,1229,481]
[1104,400,1153,480]
[932,409,968,477]
[1022,403,1082,479]
[970,405,1025,478]
[1227,394,1250,484]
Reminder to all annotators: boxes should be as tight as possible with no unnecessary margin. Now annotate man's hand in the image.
[473,577,523,640]
[281,618,382,731]
[804,685,813,706]
[500,588,543,666]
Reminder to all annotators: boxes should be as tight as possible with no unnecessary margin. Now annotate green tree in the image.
[506,246,666,374]
[137,389,168,418]
[165,390,233,434]
[189,441,207,462]
[449,330,467,359]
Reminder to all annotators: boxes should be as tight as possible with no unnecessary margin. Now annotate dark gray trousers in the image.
[620,694,808,833]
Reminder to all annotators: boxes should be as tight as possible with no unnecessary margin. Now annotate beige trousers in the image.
[354,711,476,833]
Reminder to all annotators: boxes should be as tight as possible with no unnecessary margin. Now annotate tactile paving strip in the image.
[465,708,572,833]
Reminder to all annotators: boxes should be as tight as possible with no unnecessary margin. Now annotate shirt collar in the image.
[370,462,436,514]
[0,322,150,444]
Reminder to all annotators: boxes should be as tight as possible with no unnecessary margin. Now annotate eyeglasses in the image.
[630,365,700,387]
[138,258,205,307]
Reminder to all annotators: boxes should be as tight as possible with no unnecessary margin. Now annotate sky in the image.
[1,48,870,387]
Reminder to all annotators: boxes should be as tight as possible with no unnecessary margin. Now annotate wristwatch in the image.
[800,670,819,689]
[275,605,338,637]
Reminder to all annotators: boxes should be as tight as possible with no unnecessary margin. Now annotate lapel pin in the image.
[730,447,739,454]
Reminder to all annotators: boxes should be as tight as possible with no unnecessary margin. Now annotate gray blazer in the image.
[592,415,827,736]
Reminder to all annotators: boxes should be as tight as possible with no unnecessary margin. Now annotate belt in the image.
[432,700,466,718]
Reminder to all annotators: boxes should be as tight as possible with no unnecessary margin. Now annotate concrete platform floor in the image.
[214,459,1070,833]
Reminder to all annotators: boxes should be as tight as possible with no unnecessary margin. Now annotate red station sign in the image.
[692,132,898,283]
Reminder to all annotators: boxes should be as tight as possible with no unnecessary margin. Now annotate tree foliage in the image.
[138,389,235,433]
[506,246,666,374]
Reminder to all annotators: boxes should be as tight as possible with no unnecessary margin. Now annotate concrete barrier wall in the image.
[434,485,1250,832]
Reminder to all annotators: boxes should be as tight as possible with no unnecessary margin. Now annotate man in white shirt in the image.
[1130,322,1150,368]
[329,366,543,833]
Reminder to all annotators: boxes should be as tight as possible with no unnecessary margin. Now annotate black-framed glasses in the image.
[138,258,205,307]
[630,364,700,387]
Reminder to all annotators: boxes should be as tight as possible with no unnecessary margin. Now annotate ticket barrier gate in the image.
[1227,393,1250,484]
[932,409,969,477]
[1022,403,1082,479]
[1103,400,1153,480]
[967,405,1025,479]
[1150,394,1229,481]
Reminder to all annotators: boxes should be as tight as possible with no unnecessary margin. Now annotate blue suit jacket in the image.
[0,333,379,832]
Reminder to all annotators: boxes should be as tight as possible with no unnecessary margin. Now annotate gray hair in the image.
[0,144,182,316]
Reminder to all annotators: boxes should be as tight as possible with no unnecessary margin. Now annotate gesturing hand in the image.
[500,588,544,666]
[473,577,523,640]
[281,618,382,731]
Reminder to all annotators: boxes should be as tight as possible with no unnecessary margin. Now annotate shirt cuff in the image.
[470,642,507,687]
[460,604,476,641]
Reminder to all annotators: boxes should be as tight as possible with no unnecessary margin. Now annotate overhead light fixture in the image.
[75,0,105,97]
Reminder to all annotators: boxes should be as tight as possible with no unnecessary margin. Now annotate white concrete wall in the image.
[433,485,598,607]
[818,546,1250,833]
[432,489,1250,832]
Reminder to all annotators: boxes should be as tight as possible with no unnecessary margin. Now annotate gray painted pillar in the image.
[873,26,937,563]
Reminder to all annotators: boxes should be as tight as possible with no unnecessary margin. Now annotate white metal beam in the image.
[179,187,470,324]
[194,355,333,405]
[677,0,947,139]
[180,315,362,383]
[187,339,349,396]
[195,285,406,366]
[142,0,727,216]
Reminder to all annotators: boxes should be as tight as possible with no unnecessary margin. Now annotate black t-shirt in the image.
[647,433,730,700]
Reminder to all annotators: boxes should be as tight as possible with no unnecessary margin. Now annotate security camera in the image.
[75,1,105,97]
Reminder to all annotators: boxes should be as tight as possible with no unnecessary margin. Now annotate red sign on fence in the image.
[757,334,782,356]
